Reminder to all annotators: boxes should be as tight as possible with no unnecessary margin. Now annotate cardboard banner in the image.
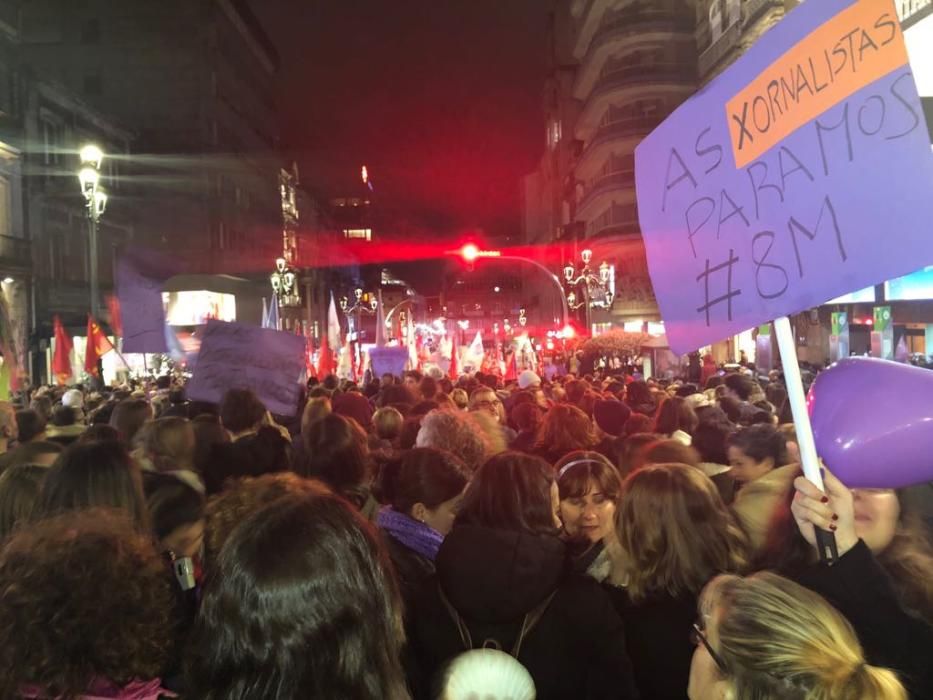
[116,249,181,354]
[186,320,305,416]
[635,0,933,355]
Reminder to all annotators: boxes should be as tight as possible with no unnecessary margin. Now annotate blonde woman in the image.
[687,571,906,699]
[607,463,749,699]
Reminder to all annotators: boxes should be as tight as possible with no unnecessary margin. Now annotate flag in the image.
[106,295,123,337]
[316,332,332,378]
[52,315,73,385]
[85,315,113,376]
[117,248,180,354]
[304,333,315,377]
[468,331,484,367]
[327,292,341,350]
[407,313,418,370]
[374,289,386,348]
[263,296,280,330]
[348,339,358,382]
[505,351,517,381]
[448,336,459,380]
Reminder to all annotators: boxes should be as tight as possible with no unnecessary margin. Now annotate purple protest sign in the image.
[635,0,933,355]
[186,320,306,417]
[368,347,409,378]
[116,249,180,354]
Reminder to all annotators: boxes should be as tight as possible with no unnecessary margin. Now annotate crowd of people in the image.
[0,365,931,699]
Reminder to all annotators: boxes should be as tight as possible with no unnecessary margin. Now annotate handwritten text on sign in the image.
[635,0,933,355]
[186,320,305,417]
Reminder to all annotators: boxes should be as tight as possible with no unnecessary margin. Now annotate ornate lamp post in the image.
[270,256,301,309]
[562,248,615,333]
[78,144,107,319]
[340,287,378,342]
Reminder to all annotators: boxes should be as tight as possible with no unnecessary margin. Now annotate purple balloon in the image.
[808,357,933,488]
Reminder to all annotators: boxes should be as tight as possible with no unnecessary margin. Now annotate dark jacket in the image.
[795,540,933,699]
[382,530,435,620]
[408,524,639,700]
[604,586,696,700]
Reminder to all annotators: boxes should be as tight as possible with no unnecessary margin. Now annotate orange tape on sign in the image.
[726,0,908,168]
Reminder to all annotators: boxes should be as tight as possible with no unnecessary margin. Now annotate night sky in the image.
[248,0,551,242]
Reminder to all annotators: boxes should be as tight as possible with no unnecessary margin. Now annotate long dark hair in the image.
[377,448,469,515]
[186,491,408,700]
[301,413,370,493]
[34,441,149,531]
[456,452,557,535]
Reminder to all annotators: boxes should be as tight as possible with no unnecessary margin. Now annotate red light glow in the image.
[562,325,576,339]
[461,243,480,262]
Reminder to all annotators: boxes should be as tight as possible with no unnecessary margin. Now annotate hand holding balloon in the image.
[791,468,859,558]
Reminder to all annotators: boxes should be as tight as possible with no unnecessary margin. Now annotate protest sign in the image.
[186,320,305,416]
[368,346,409,378]
[635,0,933,355]
[117,249,181,354]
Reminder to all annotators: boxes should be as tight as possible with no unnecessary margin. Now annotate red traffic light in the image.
[461,243,480,262]
[561,324,576,339]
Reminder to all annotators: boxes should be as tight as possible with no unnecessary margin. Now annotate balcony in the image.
[588,7,695,58]
[0,235,32,272]
[578,116,662,172]
[590,63,695,102]
[897,0,933,28]
[698,20,742,78]
[578,170,636,215]
[742,0,785,29]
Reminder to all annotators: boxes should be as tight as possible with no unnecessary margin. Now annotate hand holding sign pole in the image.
[774,316,837,563]
[635,0,933,564]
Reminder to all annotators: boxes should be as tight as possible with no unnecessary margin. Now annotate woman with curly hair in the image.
[0,509,176,699]
[186,490,408,699]
[534,403,598,466]
[416,408,492,473]
[607,463,749,700]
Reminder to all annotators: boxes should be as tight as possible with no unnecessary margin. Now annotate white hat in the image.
[441,649,536,700]
[517,370,541,390]
[61,389,84,410]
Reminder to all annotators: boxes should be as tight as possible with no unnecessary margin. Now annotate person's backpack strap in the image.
[437,583,558,659]
[510,589,558,658]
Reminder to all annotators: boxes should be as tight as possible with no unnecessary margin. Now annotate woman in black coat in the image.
[407,451,639,700]
[375,448,469,616]
[605,463,750,700]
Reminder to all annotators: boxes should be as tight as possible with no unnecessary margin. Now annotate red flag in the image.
[448,338,459,380]
[106,295,122,337]
[85,315,113,376]
[316,332,332,378]
[505,351,517,381]
[52,315,73,385]
[305,334,315,377]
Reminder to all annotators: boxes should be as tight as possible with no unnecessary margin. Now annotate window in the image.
[40,116,62,166]
[83,74,102,96]
[343,228,372,241]
[0,177,10,238]
[81,18,100,44]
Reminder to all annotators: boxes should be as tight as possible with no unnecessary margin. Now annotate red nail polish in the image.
[832,514,839,521]
[830,524,837,531]
[820,496,830,504]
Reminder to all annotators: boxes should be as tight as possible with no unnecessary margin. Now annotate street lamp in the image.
[270,256,301,308]
[562,248,615,333]
[340,286,379,342]
[78,144,107,319]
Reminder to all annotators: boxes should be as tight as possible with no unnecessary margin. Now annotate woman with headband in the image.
[554,451,622,579]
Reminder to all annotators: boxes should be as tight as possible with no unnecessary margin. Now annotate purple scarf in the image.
[377,507,445,561]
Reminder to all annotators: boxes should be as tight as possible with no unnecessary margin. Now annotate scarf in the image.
[20,678,176,700]
[376,506,445,561]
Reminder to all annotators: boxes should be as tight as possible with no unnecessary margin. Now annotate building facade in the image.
[524,0,698,333]
[18,0,282,272]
